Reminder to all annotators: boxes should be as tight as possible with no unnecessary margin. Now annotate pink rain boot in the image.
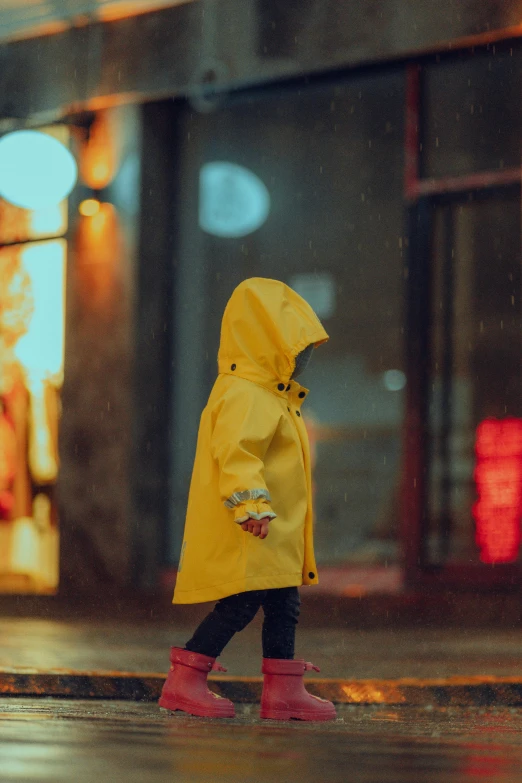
[159,647,235,718]
[260,658,337,721]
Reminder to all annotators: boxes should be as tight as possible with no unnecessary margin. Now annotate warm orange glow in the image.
[0,240,64,593]
[340,683,406,704]
[79,111,120,190]
[473,418,522,564]
[0,200,67,244]
[342,584,366,598]
[77,202,118,249]
[0,493,58,593]
[0,125,68,595]
[94,163,111,183]
[79,198,101,217]
[76,203,123,308]
[98,0,194,23]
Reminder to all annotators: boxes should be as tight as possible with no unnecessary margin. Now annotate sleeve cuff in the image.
[233,500,277,524]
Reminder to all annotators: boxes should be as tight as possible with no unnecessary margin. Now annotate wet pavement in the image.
[2,617,522,680]
[2,699,522,782]
[4,618,522,708]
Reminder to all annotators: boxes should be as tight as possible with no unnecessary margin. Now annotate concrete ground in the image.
[2,617,522,781]
[2,698,522,782]
[0,616,522,680]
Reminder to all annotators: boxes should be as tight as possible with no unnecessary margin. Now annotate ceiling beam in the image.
[1,0,521,128]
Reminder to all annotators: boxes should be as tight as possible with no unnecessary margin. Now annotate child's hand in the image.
[241,516,271,539]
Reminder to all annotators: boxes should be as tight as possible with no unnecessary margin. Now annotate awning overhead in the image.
[0,0,193,43]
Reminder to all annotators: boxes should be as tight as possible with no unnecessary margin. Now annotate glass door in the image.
[168,70,407,585]
[406,187,522,587]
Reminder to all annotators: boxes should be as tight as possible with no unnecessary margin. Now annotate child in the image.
[159,277,336,721]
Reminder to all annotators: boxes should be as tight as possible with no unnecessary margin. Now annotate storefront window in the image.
[0,126,69,593]
[170,69,406,567]
[427,193,521,566]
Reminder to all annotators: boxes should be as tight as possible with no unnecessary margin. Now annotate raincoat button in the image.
[308,572,315,579]
[231,364,236,371]
[286,385,291,391]
[277,383,285,391]
[299,391,306,398]
[296,411,301,417]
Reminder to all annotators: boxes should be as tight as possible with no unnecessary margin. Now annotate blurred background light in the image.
[14,239,66,384]
[79,111,119,191]
[111,152,140,216]
[383,369,406,391]
[79,198,101,217]
[199,161,270,238]
[30,204,67,236]
[289,273,336,319]
[0,130,77,210]
[474,418,522,564]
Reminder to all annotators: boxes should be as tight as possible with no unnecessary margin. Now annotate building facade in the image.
[0,0,521,600]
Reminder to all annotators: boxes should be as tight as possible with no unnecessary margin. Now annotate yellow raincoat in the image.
[173,278,329,604]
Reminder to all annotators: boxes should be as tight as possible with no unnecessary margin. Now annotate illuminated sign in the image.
[0,125,70,595]
[473,418,522,564]
[13,239,66,386]
[0,239,65,592]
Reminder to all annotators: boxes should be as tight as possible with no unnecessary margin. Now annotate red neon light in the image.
[473,418,522,564]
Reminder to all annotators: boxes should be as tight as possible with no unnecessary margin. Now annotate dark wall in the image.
[131,102,177,591]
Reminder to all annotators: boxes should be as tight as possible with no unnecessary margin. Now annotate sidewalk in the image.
[2,616,522,706]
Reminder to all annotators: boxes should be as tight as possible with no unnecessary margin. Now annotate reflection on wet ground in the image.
[1,700,522,782]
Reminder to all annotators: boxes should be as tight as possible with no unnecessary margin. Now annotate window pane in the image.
[0,127,70,245]
[421,42,522,179]
[172,68,406,567]
[0,239,65,592]
[428,193,522,565]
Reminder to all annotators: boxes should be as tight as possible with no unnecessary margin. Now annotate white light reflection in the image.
[0,131,77,210]
[383,369,406,392]
[199,162,270,238]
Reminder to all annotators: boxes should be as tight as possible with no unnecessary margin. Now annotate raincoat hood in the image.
[217,278,329,388]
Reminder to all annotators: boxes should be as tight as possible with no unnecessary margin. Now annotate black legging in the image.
[185,587,301,659]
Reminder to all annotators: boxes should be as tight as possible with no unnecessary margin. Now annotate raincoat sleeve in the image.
[210,385,278,524]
